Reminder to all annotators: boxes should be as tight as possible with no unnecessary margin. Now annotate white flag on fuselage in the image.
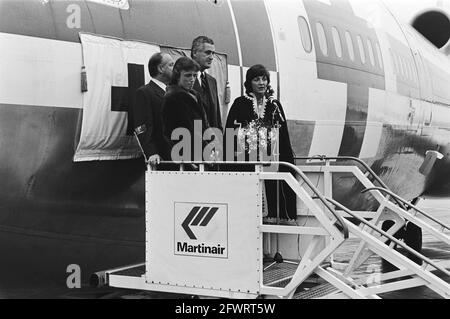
[74,33,159,162]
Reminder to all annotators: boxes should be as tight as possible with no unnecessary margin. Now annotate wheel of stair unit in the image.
[381,220,404,272]
[381,220,404,246]
[404,222,423,265]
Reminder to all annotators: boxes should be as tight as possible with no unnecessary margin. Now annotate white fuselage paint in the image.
[265,0,348,157]
[0,32,83,109]
[1,0,450,161]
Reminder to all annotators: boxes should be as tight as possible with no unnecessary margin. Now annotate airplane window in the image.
[367,39,375,66]
[345,31,355,61]
[396,55,402,76]
[409,61,415,82]
[298,16,312,53]
[406,60,412,81]
[392,52,402,76]
[357,35,366,64]
[332,27,342,58]
[390,50,397,74]
[399,56,406,78]
[403,60,411,80]
[397,55,403,76]
[410,62,417,82]
[410,62,416,82]
[401,57,408,79]
[408,61,412,80]
[404,60,409,80]
[375,42,383,69]
[316,22,328,56]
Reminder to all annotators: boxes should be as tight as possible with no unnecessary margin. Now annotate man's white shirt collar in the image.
[197,70,208,82]
[152,78,166,92]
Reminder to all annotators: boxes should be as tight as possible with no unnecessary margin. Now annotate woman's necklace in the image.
[253,96,266,119]
[244,93,267,119]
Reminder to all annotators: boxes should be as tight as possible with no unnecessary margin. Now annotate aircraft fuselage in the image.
[0,0,449,284]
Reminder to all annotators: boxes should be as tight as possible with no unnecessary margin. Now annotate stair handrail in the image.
[157,160,349,239]
[295,156,387,189]
[323,196,450,277]
[362,187,450,232]
[295,156,407,209]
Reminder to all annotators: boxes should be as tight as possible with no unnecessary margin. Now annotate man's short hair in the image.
[148,52,164,78]
[191,36,215,58]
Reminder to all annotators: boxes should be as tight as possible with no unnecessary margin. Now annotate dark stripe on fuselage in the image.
[0,0,240,65]
[0,103,145,213]
[230,0,276,71]
[339,84,369,156]
[0,102,146,282]
[0,103,446,286]
[386,34,420,99]
[303,0,385,157]
[287,120,315,157]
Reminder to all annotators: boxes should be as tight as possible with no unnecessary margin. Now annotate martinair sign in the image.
[174,202,228,258]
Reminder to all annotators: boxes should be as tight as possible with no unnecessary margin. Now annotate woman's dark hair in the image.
[244,64,271,95]
[170,56,200,85]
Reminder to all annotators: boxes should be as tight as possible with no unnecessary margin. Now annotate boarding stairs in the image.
[93,159,450,299]
[293,156,450,298]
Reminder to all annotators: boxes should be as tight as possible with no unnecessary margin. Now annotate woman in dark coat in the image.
[163,57,210,162]
[225,64,297,220]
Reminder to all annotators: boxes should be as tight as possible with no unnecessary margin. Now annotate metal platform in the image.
[294,283,339,299]
[263,261,298,287]
[112,265,145,278]
[94,160,450,299]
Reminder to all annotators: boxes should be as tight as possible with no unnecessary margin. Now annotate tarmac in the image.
[0,197,448,299]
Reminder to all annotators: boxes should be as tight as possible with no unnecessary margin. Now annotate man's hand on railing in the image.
[147,154,161,166]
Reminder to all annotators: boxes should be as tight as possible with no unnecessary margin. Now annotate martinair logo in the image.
[182,206,219,240]
[174,202,228,258]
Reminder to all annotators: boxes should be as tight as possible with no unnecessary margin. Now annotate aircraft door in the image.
[411,48,433,133]
[413,49,433,101]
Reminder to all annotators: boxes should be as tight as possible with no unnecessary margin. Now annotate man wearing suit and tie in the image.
[191,36,223,131]
[133,52,174,165]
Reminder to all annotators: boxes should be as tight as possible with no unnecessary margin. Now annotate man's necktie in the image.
[201,72,208,92]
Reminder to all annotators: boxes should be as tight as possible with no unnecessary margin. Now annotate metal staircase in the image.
[292,156,450,298]
[92,159,450,299]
